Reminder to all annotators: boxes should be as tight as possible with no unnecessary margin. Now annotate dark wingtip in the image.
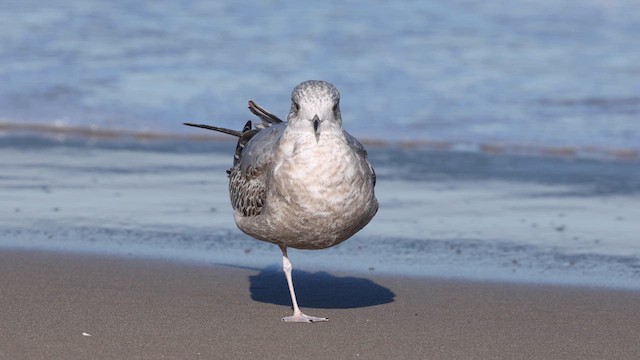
[248,100,284,124]
[182,122,243,137]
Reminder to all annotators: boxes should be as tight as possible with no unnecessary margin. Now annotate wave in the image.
[2,120,638,162]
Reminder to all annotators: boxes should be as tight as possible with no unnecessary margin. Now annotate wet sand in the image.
[1,249,639,360]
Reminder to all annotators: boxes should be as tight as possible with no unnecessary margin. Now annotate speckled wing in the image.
[229,122,286,217]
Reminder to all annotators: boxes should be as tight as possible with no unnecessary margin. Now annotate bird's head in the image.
[287,80,342,142]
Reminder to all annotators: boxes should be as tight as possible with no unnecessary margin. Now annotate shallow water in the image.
[1,136,639,289]
[1,0,639,152]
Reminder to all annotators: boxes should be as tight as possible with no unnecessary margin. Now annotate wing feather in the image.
[345,131,376,186]
[229,122,286,217]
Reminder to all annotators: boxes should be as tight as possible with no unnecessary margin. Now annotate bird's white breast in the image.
[241,130,377,249]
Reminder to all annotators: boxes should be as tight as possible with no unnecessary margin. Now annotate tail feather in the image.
[183,122,242,137]
[184,101,280,169]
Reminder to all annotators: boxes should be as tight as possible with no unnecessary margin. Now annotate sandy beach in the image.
[1,249,639,360]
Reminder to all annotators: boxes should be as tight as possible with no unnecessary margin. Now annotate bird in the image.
[184,80,378,322]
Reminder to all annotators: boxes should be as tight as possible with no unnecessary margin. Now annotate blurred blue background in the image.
[1,0,639,150]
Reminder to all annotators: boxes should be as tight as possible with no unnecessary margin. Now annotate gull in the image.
[185,80,378,323]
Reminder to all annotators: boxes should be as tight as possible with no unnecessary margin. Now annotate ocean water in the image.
[1,0,640,153]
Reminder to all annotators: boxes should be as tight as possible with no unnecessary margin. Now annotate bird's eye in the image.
[293,101,300,111]
[332,103,339,112]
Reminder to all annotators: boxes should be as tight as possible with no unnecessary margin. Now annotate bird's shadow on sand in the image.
[248,266,395,309]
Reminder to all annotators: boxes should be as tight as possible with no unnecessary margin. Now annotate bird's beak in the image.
[312,114,321,143]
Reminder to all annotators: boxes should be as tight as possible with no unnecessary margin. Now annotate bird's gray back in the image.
[237,122,286,174]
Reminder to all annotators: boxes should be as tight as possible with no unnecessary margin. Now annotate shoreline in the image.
[2,248,639,359]
[2,223,640,292]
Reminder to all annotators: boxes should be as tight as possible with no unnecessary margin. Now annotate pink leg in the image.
[279,245,328,323]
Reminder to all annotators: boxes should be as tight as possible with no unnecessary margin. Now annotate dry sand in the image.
[1,249,639,359]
